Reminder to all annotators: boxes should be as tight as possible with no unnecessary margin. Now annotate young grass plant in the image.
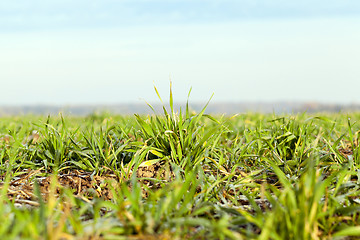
[237,157,360,240]
[105,165,243,239]
[135,83,223,170]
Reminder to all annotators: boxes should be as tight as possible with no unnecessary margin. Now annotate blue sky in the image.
[1,1,360,105]
[1,0,360,30]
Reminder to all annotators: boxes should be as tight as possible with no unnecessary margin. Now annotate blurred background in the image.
[1,0,360,114]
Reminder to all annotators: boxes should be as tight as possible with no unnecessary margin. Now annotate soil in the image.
[1,169,117,206]
[338,147,353,159]
[0,161,174,208]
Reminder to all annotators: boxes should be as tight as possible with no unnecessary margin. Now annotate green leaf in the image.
[334,226,360,237]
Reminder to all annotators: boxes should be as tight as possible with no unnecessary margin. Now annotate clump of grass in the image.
[135,82,224,170]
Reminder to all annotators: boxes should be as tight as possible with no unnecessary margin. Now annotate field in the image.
[1,91,360,239]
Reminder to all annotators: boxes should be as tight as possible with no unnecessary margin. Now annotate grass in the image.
[0,86,360,239]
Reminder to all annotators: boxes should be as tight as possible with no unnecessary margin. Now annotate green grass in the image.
[0,87,360,239]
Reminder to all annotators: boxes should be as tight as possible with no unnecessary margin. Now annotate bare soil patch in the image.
[0,162,174,207]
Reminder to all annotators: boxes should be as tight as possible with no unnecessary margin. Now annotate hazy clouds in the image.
[1,1,359,105]
[1,0,360,31]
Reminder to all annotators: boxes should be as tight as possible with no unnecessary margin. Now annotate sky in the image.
[1,0,360,105]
